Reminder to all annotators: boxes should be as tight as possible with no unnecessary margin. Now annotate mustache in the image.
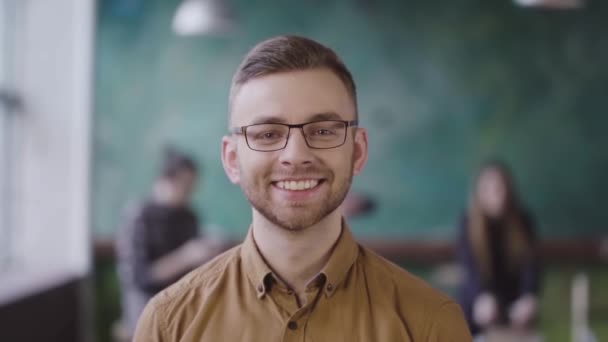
[269,165,331,179]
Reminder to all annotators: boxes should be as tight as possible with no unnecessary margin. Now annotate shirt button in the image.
[288,321,298,330]
[326,283,334,291]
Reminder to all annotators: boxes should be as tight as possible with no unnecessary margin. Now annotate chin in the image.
[274,214,320,232]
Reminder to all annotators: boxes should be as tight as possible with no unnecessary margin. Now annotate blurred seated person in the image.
[457,160,541,338]
[116,148,222,336]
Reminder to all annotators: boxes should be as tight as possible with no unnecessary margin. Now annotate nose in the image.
[278,128,314,167]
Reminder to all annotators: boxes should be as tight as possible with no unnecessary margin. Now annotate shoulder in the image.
[116,201,149,246]
[357,246,471,339]
[121,201,156,232]
[359,246,454,305]
[135,244,243,334]
[132,199,156,217]
[153,244,241,306]
[183,206,198,219]
[521,208,536,228]
[519,207,538,239]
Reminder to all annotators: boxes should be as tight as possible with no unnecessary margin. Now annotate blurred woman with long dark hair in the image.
[457,160,541,337]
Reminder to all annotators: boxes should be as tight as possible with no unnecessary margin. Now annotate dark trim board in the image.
[95,237,607,264]
[0,278,83,342]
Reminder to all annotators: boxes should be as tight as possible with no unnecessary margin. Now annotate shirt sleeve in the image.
[132,300,167,342]
[117,205,166,294]
[131,212,168,293]
[426,301,473,342]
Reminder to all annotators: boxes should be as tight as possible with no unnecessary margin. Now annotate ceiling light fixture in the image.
[513,0,585,9]
[172,0,235,36]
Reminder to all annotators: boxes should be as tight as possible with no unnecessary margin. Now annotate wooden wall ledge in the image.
[94,237,608,265]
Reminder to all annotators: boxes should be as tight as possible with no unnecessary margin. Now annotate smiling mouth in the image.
[272,179,324,191]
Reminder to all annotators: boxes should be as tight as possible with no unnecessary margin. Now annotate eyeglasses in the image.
[230,120,358,152]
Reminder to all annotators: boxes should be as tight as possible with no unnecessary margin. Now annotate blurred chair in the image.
[111,320,130,342]
[571,273,597,342]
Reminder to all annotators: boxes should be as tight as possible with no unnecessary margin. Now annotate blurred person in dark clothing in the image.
[457,160,541,337]
[116,148,222,336]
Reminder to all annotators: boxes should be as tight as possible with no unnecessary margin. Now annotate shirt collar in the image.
[241,226,274,299]
[240,219,360,299]
[318,219,359,297]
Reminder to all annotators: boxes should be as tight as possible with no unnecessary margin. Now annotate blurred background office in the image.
[1,0,607,341]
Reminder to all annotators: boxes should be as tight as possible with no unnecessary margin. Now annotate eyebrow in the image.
[308,112,344,121]
[250,112,345,125]
[251,115,288,124]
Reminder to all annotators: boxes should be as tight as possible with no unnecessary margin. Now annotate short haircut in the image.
[160,146,198,179]
[229,35,357,120]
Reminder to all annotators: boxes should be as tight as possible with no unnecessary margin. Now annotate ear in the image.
[352,128,368,176]
[221,136,240,184]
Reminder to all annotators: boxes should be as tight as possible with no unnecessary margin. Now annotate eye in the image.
[262,132,277,139]
[305,121,345,137]
[254,130,284,140]
[314,128,336,136]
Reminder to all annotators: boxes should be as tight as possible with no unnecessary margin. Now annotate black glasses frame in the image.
[230,119,358,152]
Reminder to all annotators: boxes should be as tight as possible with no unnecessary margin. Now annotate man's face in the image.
[222,68,368,231]
[155,168,197,207]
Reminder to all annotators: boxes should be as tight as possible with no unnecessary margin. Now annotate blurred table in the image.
[480,327,542,342]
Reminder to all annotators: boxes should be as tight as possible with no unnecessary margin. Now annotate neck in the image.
[252,210,342,294]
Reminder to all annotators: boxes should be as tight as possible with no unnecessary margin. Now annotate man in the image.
[134,35,472,341]
[117,148,222,337]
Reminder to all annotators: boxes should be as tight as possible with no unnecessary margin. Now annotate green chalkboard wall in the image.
[93,0,608,239]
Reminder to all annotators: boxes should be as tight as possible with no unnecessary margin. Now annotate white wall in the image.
[17,0,94,275]
[1,0,94,298]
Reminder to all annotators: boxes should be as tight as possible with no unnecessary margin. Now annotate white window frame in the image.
[0,0,21,274]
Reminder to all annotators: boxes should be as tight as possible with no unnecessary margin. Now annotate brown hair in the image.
[468,161,534,281]
[229,35,357,118]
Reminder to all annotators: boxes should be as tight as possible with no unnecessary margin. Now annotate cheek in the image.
[482,188,498,203]
[239,153,271,182]
[323,153,352,180]
[487,181,506,202]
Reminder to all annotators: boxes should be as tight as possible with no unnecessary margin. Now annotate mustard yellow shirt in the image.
[134,224,472,341]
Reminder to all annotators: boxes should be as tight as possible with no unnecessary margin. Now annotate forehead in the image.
[230,68,356,126]
[173,168,197,179]
[479,168,504,184]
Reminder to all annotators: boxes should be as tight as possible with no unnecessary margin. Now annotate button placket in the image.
[282,315,304,342]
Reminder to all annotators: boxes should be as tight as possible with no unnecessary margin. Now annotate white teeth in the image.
[276,179,319,191]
